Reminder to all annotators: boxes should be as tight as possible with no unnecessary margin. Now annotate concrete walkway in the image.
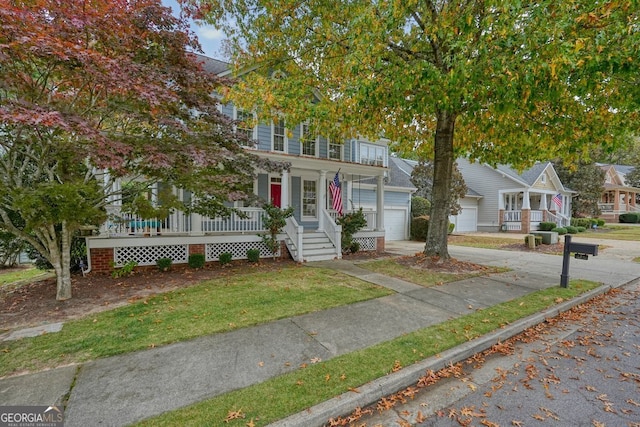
[1,238,639,427]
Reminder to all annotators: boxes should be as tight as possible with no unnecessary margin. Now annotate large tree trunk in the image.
[424,109,456,259]
[56,221,73,300]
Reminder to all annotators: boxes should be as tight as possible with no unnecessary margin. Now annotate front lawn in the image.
[137,280,601,426]
[0,266,391,377]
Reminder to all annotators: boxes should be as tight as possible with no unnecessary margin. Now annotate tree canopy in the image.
[0,0,279,299]
[189,0,638,257]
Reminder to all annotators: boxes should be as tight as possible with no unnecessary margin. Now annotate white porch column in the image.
[280,169,290,208]
[318,170,327,231]
[376,174,384,231]
[346,177,353,212]
[191,213,203,235]
[540,193,548,210]
[522,190,530,209]
[498,191,505,210]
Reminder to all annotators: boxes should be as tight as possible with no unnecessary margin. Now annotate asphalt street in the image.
[345,273,640,427]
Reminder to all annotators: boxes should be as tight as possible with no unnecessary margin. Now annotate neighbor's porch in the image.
[499,190,571,232]
[598,185,640,222]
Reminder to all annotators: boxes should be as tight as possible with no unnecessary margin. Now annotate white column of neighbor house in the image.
[318,170,327,231]
[376,174,384,231]
[522,190,530,209]
[540,193,548,211]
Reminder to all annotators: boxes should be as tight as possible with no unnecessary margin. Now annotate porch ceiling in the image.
[253,151,387,176]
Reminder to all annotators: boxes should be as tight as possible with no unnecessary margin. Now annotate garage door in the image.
[384,209,408,241]
[450,207,477,233]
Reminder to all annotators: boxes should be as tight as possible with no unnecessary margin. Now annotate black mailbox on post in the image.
[560,235,599,287]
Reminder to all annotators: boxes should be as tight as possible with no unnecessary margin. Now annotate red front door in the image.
[270,183,282,207]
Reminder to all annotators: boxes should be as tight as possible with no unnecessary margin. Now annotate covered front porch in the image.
[86,157,387,272]
[499,189,571,232]
[598,185,640,222]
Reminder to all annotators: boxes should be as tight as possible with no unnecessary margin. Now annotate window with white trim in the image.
[302,179,317,218]
[234,108,256,147]
[272,118,286,152]
[360,143,386,166]
[301,123,317,156]
[328,139,342,160]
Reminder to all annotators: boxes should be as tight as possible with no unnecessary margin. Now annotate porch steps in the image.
[286,231,339,262]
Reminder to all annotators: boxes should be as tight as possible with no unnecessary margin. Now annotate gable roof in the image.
[194,54,230,76]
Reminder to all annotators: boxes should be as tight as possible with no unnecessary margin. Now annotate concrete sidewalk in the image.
[1,241,639,427]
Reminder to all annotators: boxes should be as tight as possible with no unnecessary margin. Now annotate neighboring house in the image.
[85,56,399,272]
[456,158,573,232]
[389,157,483,233]
[597,164,640,222]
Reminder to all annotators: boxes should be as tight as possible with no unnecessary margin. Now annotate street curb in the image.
[269,278,638,427]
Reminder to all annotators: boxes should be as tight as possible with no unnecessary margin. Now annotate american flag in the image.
[552,193,562,209]
[329,172,343,216]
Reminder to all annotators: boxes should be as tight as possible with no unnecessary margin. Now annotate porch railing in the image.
[321,209,342,259]
[100,207,266,237]
[201,208,265,233]
[283,216,303,262]
[503,211,521,222]
[598,202,640,213]
[329,209,377,230]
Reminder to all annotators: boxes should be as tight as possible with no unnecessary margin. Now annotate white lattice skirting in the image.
[206,241,278,261]
[114,245,188,267]
[353,237,377,251]
[113,242,280,267]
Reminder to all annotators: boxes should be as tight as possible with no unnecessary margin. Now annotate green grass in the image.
[583,225,640,241]
[358,258,507,287]
[448,235,523,249]
[0,266,53,287]
[633,257,640,263]
[0,266,391,377]
[135,280,601,426]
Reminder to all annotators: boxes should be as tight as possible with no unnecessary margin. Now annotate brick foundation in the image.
[90,248,114,273]
[189,244,205,256]
[376,237,385,252]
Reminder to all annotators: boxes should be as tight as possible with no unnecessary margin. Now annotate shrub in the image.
[349,241,360,254]
[619,212,640,223]
[596,219,605,226]
[336,208,368,253]
[551,227,567,235]
[448,222,455,234]
[188,253,205,269]
[535,235,542,246]
[565,226,578,234]
[218,252,232,266]
[156,257,172,272]
[576,226,586,232]
[260,202,294,259]
[246,249,260,263]
[410,215,430,241]
[112,260,137,278]
[539,222,556,231]
[571,217,595,228]
[411,196,431,218]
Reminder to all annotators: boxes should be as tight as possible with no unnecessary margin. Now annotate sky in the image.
[161,0,229,60]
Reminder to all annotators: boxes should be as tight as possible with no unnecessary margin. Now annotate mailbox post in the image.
[560,234,599,288]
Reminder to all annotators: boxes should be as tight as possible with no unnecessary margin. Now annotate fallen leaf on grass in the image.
[224,408,245,423]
